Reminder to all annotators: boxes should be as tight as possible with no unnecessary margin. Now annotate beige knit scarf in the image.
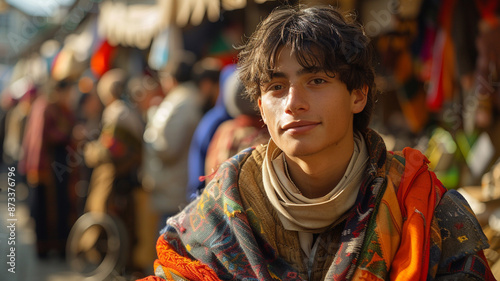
[262,132,368,256]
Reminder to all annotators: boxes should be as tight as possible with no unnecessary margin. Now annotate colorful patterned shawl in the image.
[140,130,493,281]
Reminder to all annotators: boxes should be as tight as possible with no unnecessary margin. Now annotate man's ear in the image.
[352,85,368,114]
[258,98,267,124]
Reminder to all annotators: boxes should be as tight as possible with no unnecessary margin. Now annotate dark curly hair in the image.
[237,5,376,132]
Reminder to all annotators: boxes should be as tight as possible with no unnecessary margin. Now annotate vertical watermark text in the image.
[6,166,16,274]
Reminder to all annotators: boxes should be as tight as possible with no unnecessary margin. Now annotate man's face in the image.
[258,46,367,159]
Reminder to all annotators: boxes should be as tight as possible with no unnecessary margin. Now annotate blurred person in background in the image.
[73,76,103,144]
[83,68,144,271]
[3,84,37,166]
[127,71,165,121]
[204,68,269,177]
[69,75,104,216]
[18,78,75,258]
[141,52,204,233]
[191,57,222,114]
[185,64,236,201]
[126,71,165,275]
[0,93,14,164]
[141,5,493,280]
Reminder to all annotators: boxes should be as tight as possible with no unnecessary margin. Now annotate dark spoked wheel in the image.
[66,212,129,281]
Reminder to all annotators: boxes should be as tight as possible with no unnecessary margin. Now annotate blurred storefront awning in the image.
[98,0,272,50]
[5,0,76,17]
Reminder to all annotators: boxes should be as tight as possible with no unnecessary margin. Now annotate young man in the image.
[141,5,494,281]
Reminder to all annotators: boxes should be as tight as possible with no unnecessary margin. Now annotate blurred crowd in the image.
[0,51,270,277]
[0,0,500,278]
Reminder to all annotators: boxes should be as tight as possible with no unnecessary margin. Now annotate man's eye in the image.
[311,78,326,85]
[265,84,283,92]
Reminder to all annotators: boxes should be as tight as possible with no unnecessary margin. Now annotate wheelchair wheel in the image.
[66,212,129,281]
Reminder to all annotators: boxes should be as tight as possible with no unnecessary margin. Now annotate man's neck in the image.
[284,136,355,198]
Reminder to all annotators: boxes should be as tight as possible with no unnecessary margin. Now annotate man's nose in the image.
[285,85,309,115]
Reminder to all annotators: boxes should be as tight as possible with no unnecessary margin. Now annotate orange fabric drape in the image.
[138,236,222,281]
[390,148,446,280]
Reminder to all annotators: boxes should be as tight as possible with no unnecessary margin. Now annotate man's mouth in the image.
[281,120,320,134]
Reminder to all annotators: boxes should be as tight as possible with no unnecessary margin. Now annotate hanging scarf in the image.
[262,132,368,256]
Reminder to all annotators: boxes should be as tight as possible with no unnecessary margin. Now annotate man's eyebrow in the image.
[269,71,287,80]
[269,66,324,80]
[297,66,324,76]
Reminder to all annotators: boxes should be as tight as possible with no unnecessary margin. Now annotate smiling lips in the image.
[281,120,320,134]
